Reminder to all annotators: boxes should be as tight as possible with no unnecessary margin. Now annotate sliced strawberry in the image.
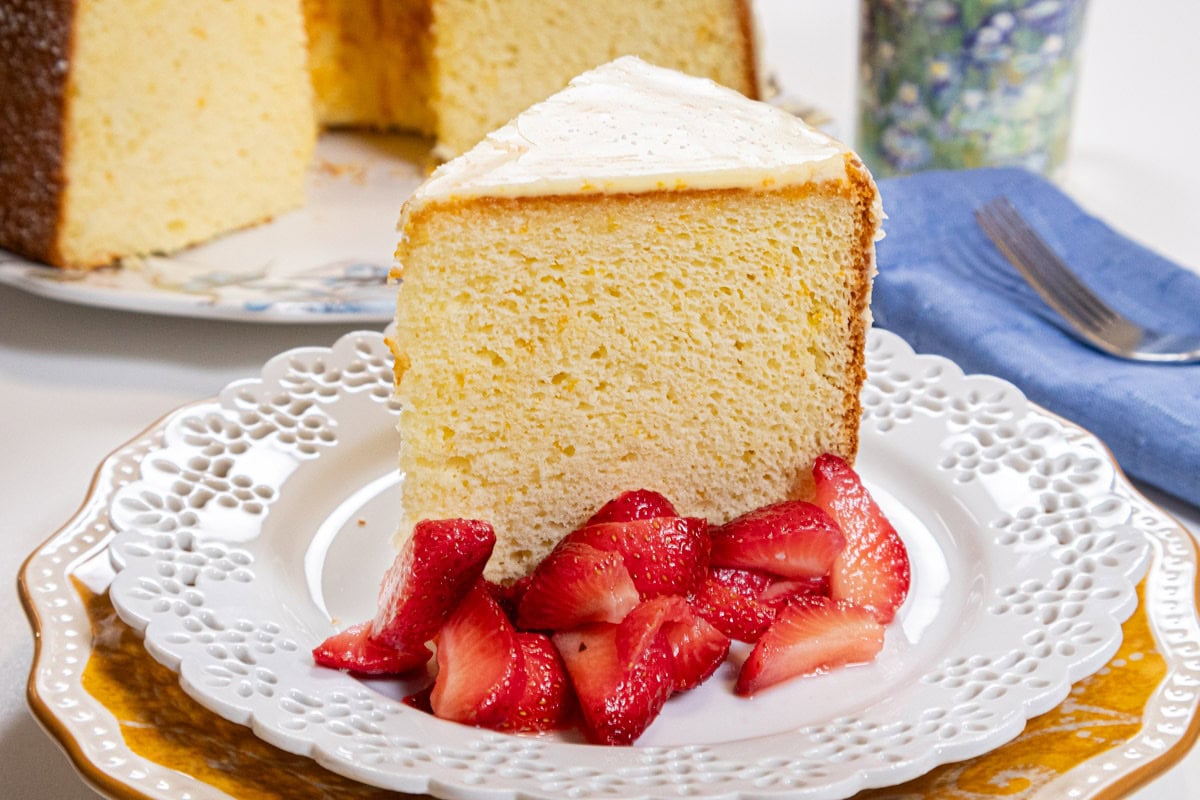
[664,610,730,692]
[735,595,885,696]
[516,541,640,631]
[758,575,830,611]
[402,685,433,713]
[585,489,679,525]
[430,581,524,727]
[497,632,576,733]
[370,518,495,651]
[615,596,692,662]
[312,622,430,675]
[566,516,710,598]
[708,566,775,598]
[486,575,531,622]
[689,575,775,643]
[612,596,729,693]
[709,500,844,580]
[811,454,911,624]
[554,621,673,745]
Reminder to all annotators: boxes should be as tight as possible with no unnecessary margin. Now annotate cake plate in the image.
[21,329,1200,799]
[0,133,424,323]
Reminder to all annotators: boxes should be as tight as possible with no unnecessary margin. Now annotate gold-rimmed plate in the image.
[22,330,1200,799]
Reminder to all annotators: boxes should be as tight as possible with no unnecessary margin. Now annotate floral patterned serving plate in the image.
[0,133,428,323]
[22,329,1200,800]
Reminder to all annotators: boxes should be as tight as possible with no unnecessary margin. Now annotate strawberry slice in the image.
[566,516,710,598]
[370,518,495,652]
[735,596,885,696]
[554,620,674,745]
[708,566,774,598]
[615,596,691,662]
[516,541,640,630]
[486,575,531,622]
[663,609,730,692]
[811,454,911,624]
[689,575,775,643]
[430,580,524,727]
[402,684,434,713]
[613,596,729,693]
[585,489,679,525]
[691,567,828,639]
[497,633,576,733]
[709,500,844,580]
[312,622,430,675]
[758,575,830,611]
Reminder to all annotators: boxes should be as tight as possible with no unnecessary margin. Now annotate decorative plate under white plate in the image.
[106,328,1152,800]
[0,133,423,323]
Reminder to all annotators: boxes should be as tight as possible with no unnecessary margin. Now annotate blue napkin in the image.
[872,167,1200,504]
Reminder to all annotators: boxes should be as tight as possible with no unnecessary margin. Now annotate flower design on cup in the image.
[858,0,1089,176]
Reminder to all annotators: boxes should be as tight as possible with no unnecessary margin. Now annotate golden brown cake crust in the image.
[842,152,883,467]
[0,0,73,266]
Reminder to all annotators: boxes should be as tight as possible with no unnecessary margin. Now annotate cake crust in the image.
[0,0,73,266]
[842,152,884,464]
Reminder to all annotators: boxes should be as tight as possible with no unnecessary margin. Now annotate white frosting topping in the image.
[408,56,852,207]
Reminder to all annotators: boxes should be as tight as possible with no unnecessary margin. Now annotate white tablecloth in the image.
[2,1,1196,797]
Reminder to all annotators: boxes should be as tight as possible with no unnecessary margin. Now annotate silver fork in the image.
[974,197,1200,363]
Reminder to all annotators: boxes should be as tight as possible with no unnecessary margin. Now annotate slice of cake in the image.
[302,0,434,134]
[426,0,760,157]
[392,56,883,580]
[1,1,759,268]
[0,0,316,270]
[303,0,759,157]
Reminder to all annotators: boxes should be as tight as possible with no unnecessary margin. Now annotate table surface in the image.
[3,1,1197,798]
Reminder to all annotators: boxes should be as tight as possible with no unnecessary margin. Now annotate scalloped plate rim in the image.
[19,329,1200,800]
[91,328,1166,800]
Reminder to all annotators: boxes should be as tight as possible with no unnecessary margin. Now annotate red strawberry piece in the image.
[585,489,679,525]
[709,500,845,580]
[614,596,730,693]
[689,575,775,643]
[811,453,911,624]
[486,575,531,622]
[554,621,674,745]
[758,575,830,611]
[312,622,430,675]
[370,518,495,651]
[516,541,640,630]
[735,595,885,696]
[566,516,710,598]
[663,609,730,692]
[615,596,692,662]
[430,580,525,727]
[708,566,774,598]
[402,685,434,713]
[497,633,576,733]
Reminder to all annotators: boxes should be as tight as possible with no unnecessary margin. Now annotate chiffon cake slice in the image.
[0,1,316,269]
[391,56,883,580]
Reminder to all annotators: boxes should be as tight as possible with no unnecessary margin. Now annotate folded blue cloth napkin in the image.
[873,167,1200,504]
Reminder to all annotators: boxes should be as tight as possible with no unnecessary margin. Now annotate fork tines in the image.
[974,197,1143,352]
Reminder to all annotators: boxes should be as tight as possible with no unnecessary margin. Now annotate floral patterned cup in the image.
[857,0,1090,177]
